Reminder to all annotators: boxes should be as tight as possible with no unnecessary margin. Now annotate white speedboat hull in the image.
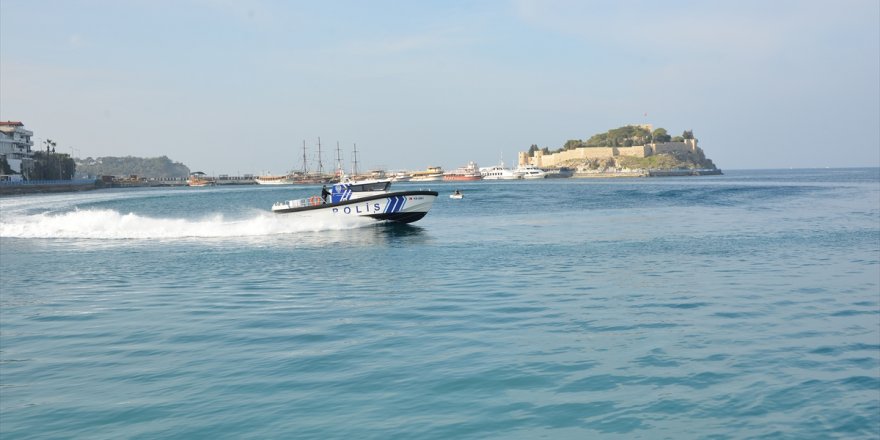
[272,190,438,224]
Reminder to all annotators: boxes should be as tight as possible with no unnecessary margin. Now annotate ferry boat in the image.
[410,166,444,182]
[271,177,438,224]
[443,161,482,181]
[515,164,547,179]
[480,162,522,180]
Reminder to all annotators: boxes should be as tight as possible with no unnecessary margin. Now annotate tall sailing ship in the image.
[255,138,332,185]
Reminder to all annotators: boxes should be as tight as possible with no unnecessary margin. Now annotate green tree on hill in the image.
[75,156,190,179]
[555,125,655,152]
[652,128,671,143]
[526,144,552,157]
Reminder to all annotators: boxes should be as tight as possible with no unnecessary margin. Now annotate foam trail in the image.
[0,188,189,216]
[0,209,374,239]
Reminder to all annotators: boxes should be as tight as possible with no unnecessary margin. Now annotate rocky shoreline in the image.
[573,168,723,178]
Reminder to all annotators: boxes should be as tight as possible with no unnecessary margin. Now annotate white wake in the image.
[0,208,374,239]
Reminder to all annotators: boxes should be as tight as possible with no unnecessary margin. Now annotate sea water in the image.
[1,168,878,439]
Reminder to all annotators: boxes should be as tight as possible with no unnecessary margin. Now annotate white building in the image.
[0,121,35,180]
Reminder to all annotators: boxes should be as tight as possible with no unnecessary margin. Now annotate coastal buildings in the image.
[0,121,35,181]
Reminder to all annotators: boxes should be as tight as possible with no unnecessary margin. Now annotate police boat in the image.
[271,177,438,224]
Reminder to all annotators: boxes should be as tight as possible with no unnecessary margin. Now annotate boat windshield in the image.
[349,181,390,192]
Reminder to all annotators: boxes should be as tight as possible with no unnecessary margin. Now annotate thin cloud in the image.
[512,0,865,60]
[67,33,85,48]
[337,28,472,57]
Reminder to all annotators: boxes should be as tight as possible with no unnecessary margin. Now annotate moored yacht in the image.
[480,162,522,180]
[410,166,444,182]
[390,171,412,182]
[188,172,214,187]
[515,164,547,179]
[254,173,295,185]
[543,167,574,178]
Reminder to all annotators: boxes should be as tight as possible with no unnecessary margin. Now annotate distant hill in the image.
[75,156,191,179]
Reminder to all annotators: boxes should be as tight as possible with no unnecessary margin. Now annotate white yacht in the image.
[515,164,547,179]
[390,171,412,182]
[480,162,523,180]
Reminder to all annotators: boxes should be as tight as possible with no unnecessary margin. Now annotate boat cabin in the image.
[328,179,392,203]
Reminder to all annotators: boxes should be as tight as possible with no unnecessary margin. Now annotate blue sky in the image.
[2,0,878,174]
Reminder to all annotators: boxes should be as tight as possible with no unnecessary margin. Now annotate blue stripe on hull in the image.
[384,195,406,214]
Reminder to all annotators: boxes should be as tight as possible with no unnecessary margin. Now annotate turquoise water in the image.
[1,169,878,439]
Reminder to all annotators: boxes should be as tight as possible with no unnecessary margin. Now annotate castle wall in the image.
[521,139,698,168]
[616,145,650,158]
[653,139,696,154]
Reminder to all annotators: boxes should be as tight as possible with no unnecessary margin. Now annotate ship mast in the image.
[351,143,360,178]
[316,137,324,176]
[302,140,308,174]
[335,141,344,178]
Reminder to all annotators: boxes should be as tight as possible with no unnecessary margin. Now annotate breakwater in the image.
[0,179,99,196]
[0,176,258,196]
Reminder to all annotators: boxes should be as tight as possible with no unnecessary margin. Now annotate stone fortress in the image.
[518,124,704,169]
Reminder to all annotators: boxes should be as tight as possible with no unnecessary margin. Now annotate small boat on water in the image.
[271,177,438,224]
[450,190,463,199]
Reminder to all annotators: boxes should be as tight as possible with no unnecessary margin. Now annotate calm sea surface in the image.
[1,168,878,439]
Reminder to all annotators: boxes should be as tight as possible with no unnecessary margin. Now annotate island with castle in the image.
[518,124,721,177]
